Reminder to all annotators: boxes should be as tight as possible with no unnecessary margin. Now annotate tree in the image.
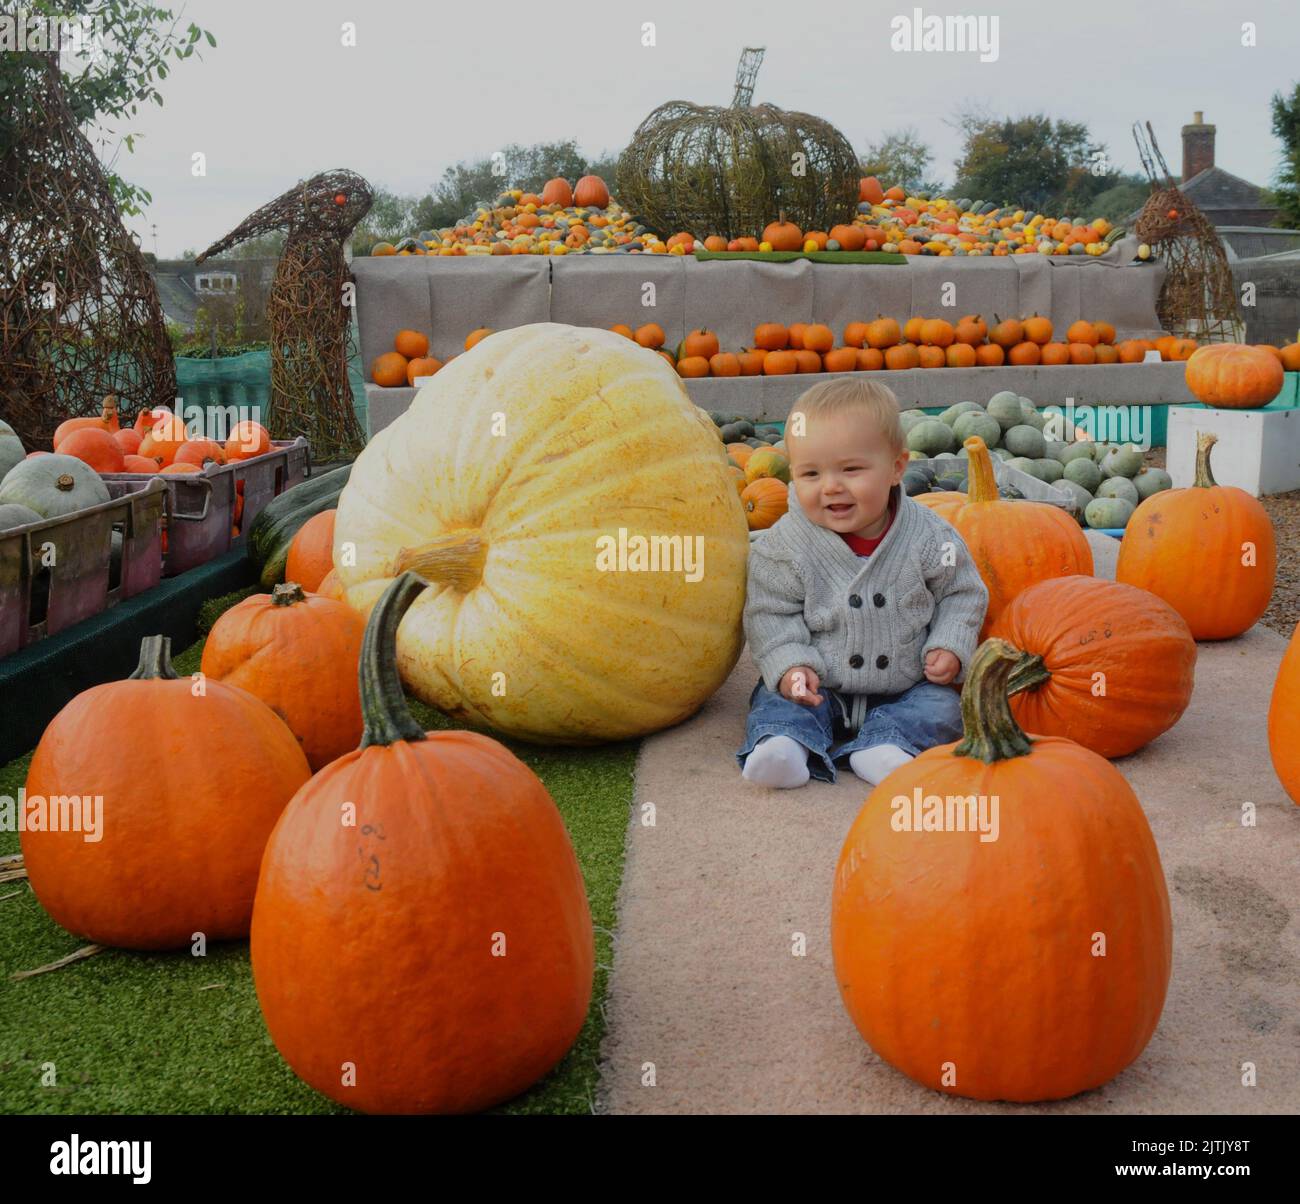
[858,129,944,195]
[1269,83,1300,229]
[952,111,1118,214]
[0,1,216,216]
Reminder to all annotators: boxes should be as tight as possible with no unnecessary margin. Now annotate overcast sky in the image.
[70,0,1300,256]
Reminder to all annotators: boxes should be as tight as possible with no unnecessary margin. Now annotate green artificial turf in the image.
[0,591,635,1116]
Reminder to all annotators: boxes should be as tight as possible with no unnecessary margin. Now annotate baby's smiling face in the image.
[787,411,910,538]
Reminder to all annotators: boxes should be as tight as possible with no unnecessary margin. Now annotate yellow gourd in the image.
[334,323,749,744]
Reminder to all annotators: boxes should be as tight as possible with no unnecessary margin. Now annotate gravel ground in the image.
[1143,447,1299,638]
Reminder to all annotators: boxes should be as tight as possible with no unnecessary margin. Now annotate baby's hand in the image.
[780,666,824,706]
[924,649,960,685]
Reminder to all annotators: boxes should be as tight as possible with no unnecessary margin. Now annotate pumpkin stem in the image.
[1006,651,1051,697]
[129,635,180,680]
[393,529,487,592]
[953,639,1034,763]
[359,571,428,749]
[962,436,999,502]
[1193,431,1218,488]
[56,473,75,492]
[272,582,307,607]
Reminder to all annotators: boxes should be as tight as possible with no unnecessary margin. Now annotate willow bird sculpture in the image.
[196,169,374,459]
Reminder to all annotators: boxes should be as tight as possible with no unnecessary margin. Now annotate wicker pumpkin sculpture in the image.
[251,573,593,1114]
[334,323,749,744]
[832,640,1173,1102]
[616,101,859,239]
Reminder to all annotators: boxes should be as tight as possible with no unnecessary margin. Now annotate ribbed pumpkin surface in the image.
[334,323,748,743]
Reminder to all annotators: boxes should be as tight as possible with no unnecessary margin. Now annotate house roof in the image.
[1179,166,1272,212]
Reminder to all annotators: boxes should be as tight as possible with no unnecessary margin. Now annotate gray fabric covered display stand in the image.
[355,250,1168,434]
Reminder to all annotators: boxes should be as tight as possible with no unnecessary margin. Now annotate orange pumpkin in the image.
[634,322,665,349]
[945,343,977,368]
[762,213,803,251]
[1008,341,1041,366]
[394,330,429,359]
[990,317,1023,347]
[57,427,124,473]
[1117,339,1147,363]
[1268,621,1300,805]
[917,345,946,369]
[763,350,798,375]
[285,509,337,592]
[859,176,885,205]
[702,235,728,252]
[832,639,1171,1102]
[1168,338,1197,362]
[249,574,593,1113]
[1022,315,1053,345]
[541,177,573,207]
[884,185,906,202]
[406,356,444,385]
[823,347,858,373]
[53,395,120,448]
[225,420,271,462]
[830,224,866,251]
[948,437,1093,635]
[788,323,807,349]
[202,581,364,771]
[609,324,634,339]
[991,576,1197,759]
[843,321,870,349]
[801,324,834,353]
[372,352,408,387]
[1093,320,1117,345]
[464,327,493,351]
[134,404,171,437]
[754,322,789,351]
[1068,342,1097,365]
[953,317,986,347]
[122,454,160,473]
[866,317,901,349]
[856,348,885,371]
[742,477,788,529]
[573,174,609,208]
[682,329,720,359]
[975,343,1005,367]
[1093,342,1120,365]
[1279,343,1300,372]
[676,355,710,378]
[1184,343,1284,409]
[884,343,920,371]
[1066,320,1098,346]
[919,318,955,348]
[315,568,346,601]
[174,438,227,469]
[794,349,823,373]
[903,317,926,344]
[22,635,310,948]
[161,462,202,475]
[144,415,191,466]
[709,352,741,377]
[1040,342,1070,366]
[737,349,766,376]
[1117,432,1275,639]
[725,443,754,467]
[112,428,143,456]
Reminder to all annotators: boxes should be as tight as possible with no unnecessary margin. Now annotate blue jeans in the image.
[735,677,963,783]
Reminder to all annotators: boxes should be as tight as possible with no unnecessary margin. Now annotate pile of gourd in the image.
[902,391,1172,529]
[849,177,1125,258]
[706,412,791,531]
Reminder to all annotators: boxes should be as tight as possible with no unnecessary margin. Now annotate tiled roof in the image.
[1179,166,1271,211]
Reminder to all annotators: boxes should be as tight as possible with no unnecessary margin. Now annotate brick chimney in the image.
[1182,111,1215,183]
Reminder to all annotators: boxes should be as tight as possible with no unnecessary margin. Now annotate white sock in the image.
[849,744,914,786]
[742,734,811,788]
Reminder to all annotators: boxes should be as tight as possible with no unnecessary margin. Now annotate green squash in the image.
[990,446,1014,462]
[986,391,1025,431]
[1042,439,1069,462]
[1063,457,1102,492]
[1004,425,1046,458]
[0,453,109,519]
[1090,441,1115,464]
[952,411,1002,448]
[899,409,931,433]
[1052,478,1094,515]
[939,401,984,427]
[1100,443,1144,479]
[1058,442,1095,466]
[1084,496,1135,529]
[1134,466,1173,500]
[1097,476,1140,506]
[1017,399,1046,431]
[906,419,957,456]
[0,502,42,531]
[902,469,930,496]
[933,451,959,461]
[1005,456,1038,477]
[1034,457,1064,483]
[0,419,24,480]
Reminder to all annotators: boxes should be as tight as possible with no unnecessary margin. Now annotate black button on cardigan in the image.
[876,654,889,669]
[848,594,862,608]
[873,593,886,607]
[849,654,864,669]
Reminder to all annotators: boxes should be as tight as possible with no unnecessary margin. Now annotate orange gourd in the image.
[249,574,593,1113]
[866,317,901,349]
[174,438,227,469]
[134,404,171,437]
[945,343,977,368]
[1279,343,1300,372]
[682,329,720,359]
[763,350,798,375]
[285,509,337,592]
[917,345,945,368]
[1008,341,1041,366]
[1040,342,1070,366]
[742,477,788,529]
[1022,315,1053,345]
[975,343,1005,366]
[856,348,885,371]
[990,577,1196,758]
[394,330,429,359]
[884,343,920,371]
[161,462,202,475]
[372,352,408,387]
[801,324,834,353]
[406,356,444,385]
[122,454,160,473]
[22,635,310,948]
[1066,320,1098,346]
[843,321,870,349]
[948,437,1093,636]
[56,427,124,473]
[541,177,573,207]
[754,323,789,351]
[832,639,1172,1102]
[903,317,925,344]
[1117,339,1147,363]
[1068,342,1097,365]
[709,352,741,377]
[573,174,609,208]
[53,395,120,448]
[113,428,142,456]
[725,443,754,467]
[1093,342,1120,364]
[315,568,346,601]
[1117,432,1275,639]
[737,349,766,376]
[919,318,955,348]
[676,356,710,378]
[201,581,364,771]
[953,317,986,347]
[859,176,885,205]
[634,323,665,350]
[762,213,803,251]
[1184,343,1284,409]
[1093,320,1116,344]
[464,327,493,351]
[225,420,271,462]
[990,316,1023,347]
[794,349,823,373]
[1268,622,1300,805]
[823,347,858,373]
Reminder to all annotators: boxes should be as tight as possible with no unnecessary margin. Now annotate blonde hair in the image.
[785,377,905,454]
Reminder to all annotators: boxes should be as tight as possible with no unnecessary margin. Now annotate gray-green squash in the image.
[1004,425,1046,458]
[1097,476,1140,506]
[1005,456,1038,477]
[952,411,1002,448]
[1042,439,1069,462]
[1017,399,1046,431]
[1034,457,1064,483]
[906,419,958,456]
[1084,496,1135,529]
[0,453,109,518]
[1100,443,1144,479]
[990,447,1014,462]
[986,391,1025,431]
[899,409,931,433]
[0,419,24,480]
[1058,442,1095,465]
[1053,478,1094,515]
[939,401,984,427]
[1063,457,1102,492]
[1134,466,1173,500]
[0,502,42,530]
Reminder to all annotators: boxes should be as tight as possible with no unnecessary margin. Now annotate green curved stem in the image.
[272,582,307,607]
[1194,431,1218,488]
[359,571,429,749]
[129,635,179,680]
[1006,651,1051,698]
[954,639,1034,763]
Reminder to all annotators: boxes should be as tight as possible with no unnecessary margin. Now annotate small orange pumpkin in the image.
[742,477,788,530]
[285,509,337,592]
[573,174,609,208]
[1184,343,1283,408]
[762,213,803,251]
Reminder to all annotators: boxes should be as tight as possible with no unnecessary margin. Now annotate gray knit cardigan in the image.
[744,482,989,728]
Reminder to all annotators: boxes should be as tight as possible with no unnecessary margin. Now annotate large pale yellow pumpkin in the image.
[335,323,749,743]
